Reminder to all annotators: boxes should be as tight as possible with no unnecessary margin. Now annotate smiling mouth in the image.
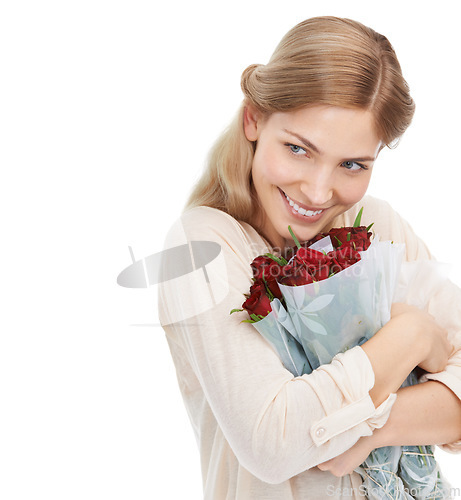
[281,190,324,217]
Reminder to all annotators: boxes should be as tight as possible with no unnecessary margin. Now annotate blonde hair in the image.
[186,16,415,223]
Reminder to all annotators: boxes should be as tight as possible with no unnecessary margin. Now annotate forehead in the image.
[269,105,382,157]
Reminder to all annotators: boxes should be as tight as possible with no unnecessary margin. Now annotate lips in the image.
[280,189,324,218]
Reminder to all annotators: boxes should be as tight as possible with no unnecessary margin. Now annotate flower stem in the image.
[288,225,301,249]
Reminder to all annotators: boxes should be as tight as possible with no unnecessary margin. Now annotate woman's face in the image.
[244,104,382,249]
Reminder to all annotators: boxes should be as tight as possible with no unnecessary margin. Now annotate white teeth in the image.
[283,192,323,217]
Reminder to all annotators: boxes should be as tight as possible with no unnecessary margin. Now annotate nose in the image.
[299,166,334,207]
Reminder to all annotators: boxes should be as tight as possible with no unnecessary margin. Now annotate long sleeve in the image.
[422,278,461,452]
[158,206,395,485]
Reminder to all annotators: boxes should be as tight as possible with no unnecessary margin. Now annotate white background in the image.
[1,1,460,498]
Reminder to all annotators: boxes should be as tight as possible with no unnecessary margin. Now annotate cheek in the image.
[338,175,371,203]
[254,149,295,187]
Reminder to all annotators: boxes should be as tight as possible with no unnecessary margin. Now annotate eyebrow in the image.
[282,128,377,162]
[283,129,322,154]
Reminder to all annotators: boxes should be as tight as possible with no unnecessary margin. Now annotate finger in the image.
[317,461,330,471]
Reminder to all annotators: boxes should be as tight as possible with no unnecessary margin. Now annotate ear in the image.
[243,104,260,142]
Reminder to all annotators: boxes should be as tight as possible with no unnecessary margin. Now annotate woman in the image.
[159,17,461,499]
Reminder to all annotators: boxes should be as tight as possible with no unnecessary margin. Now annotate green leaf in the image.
[288,225,301,249]
[353,207,364,227]
[260,273,274,301]
[366,222,374,232]
[264,284,275,301]
[263,252,288,266]
[334,236,342,246]
[346,232,351,241]
[230,308,243,315]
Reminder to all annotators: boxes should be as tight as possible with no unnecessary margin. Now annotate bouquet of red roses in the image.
[233,209,400,376]
[232,209,451,500]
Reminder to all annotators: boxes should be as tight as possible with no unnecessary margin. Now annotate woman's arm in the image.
[316,302,458,478]
[377,381,461,447]
[317,284,461,477]
[361,303,452,407]
[318,380,461,477]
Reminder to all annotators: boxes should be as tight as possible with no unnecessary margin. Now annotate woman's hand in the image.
[390,303,451,373]
[317,434,378,477]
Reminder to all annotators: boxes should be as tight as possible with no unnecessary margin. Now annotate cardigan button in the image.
[315,427,325,438]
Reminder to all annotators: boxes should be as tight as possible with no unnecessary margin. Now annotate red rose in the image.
[242,280,273,318]
[279,246,331,285]
[279,263,314,286]
[305,226,371,251]
[312,263,330,281]
[328,245,362,273]
[294,247,330,267]
[348,227,372,251]
[327,227,351,248]
[266,278,283,300]
[250,255,283,281]
[249,255,284,300]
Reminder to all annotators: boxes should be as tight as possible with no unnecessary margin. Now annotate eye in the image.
[285,143,307,156]
[342,160,367,171]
